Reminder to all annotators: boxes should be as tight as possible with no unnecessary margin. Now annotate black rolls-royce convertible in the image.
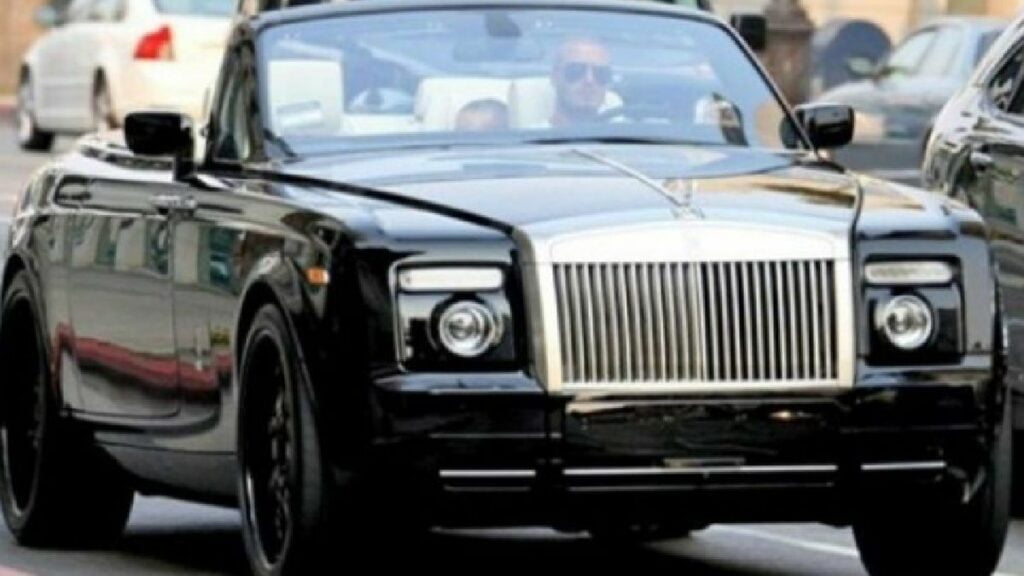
[0,2,1011,575]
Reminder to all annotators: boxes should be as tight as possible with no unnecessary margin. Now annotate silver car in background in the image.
[16,0,233,151]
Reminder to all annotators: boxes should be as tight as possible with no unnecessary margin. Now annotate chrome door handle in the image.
[149,194,197,215]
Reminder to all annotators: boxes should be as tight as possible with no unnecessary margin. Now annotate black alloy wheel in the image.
[239,304,338,576]
[0,271,133,547]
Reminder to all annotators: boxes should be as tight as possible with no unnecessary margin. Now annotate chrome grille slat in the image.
[664,264,679,381]
[753,262,764,381]
[810,261,821,380]
[799,262,810,380]
[554,259,837,386]
[708,263,720,381]
[692,264,707,381]
[674,263,689,380]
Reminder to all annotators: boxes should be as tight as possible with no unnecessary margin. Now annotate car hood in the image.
[279,144,952,241]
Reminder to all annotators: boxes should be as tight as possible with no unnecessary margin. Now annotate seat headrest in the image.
[414,77,512,131]
[267,59,344,136]
[507,77,622,129]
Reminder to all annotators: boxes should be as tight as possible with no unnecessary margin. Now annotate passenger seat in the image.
[414,77,512,131]
[267,59,344,136]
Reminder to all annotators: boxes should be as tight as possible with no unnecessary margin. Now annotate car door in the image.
[67,176,179,419]
[167,48,254,444]
[961,38,1024,399]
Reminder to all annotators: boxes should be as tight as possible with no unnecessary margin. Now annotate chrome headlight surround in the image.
[873,294,934,351]
[863,259,962,363]
[394,265,516,367]
[435,299,505,358]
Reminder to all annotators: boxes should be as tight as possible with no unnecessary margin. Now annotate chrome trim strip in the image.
[563,465,838,477]
[561,381,842,394]
[861,462,946,472]
[440,470,538,479]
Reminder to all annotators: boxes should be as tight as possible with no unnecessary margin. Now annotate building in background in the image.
[719,0,1019,41]
[0,0,47,95]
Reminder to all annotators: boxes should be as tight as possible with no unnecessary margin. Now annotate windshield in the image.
[258,8,803,155]
[154,0,235,17]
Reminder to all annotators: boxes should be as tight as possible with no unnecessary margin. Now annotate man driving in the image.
[550,37,613,127]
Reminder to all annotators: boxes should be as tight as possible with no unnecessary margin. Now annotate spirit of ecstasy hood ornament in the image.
[572,148,705,219]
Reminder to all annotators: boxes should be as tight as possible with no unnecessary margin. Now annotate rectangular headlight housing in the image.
[864,261,954,286]
[398,267,504,293]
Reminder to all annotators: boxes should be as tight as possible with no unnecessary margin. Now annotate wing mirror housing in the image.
[125,112,196,182]
[730,14,767,51]
[793,103,855,149]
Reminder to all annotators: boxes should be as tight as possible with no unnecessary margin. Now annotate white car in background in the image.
[16,0,233,151]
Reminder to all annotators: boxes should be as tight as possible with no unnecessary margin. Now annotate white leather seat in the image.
[267,59,344,136]
[414,77,512,131]
[506,76,622,129]
[342,114,420,135]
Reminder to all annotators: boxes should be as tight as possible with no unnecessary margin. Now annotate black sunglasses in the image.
[562,62,613,85]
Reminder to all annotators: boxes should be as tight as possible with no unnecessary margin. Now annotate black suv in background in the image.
[922,13,1024,501]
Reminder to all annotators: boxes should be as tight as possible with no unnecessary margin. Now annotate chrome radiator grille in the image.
[552,260,837,385]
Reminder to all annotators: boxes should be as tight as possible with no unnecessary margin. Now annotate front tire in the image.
[853,399,1011,576]
[0,272,133,547]
[238,305,337,576]
[15,73,54,152]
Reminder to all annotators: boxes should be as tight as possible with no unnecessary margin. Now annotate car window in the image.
[90,0,125,22]
[918,26,964,77]
[988,42,1024,112]
[259,9,802,155]
[153,0,236,16]
[977,30,1002,65]
[885,29,937,77]
[66,0,95,23]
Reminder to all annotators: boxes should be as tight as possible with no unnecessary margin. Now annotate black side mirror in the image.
[730,14,767,52]
[793,103,855,150]
[125,112,196,181]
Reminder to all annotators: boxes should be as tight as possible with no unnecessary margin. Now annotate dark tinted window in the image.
[988,43,1024,111]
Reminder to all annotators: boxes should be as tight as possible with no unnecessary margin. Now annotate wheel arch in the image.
[0,252,61,409]
[233,254,320,407]
[232,247,368,472]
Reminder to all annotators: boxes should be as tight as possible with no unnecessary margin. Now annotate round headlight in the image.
[437,301,503,358]
[874,295,934,351]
